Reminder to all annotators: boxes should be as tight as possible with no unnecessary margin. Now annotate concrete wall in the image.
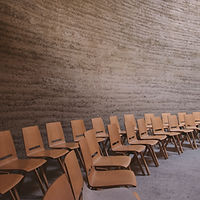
[0,0,200,156]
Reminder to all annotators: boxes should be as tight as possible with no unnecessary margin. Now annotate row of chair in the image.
[1,112,200,199]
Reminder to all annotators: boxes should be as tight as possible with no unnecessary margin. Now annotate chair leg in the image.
[176,135,183,153]
[10,190,16,200]
[140,152,150,175]
[34,169,46,195]
[40,166,49,189]
[161,140,168,159]
[58,157,67,173]
[149,145,159,166]
[186,133,194,149]
[171,136,181,155]
[13,188,20,200]
[134,152,145,175]
[147,145,158,167]
[158,141,166,159]
[190,132,198,149]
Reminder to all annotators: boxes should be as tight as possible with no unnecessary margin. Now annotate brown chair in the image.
[162,113,171,129]
[84,129,131,169]
[124,114,138,131]
[22,126,68,173]
[43,174,74,200]
[108,124,150,175]
[0,130,48,194]
[0,174,23,200]
[168,115,196,149]
[110,116,126,135]
[79,138,137,188]
[193,112,200,126]
[64,150,140,200]
[144,113,154,130]
[152,117,183,155]
[125,120,159,167]
[178,112,186,127]
[137,118,168,159]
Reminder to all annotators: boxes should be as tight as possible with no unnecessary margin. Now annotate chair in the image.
[144,113,154,130]
[192,112,200,126]
[0,174,23,200]
[110,116,126,135]
[108,124,150,175]
[22,126,68,173]
[137,118,168,159]
[64,151,140,200]
[0,130,48,194]
[162,113,171,129]
[178,112,186,127]
[79,138,138,188]
[84,129,131,169]
[151,117,183,155]
[168,115,196,149]
[43,174,74,200]
[124,114,138,130]
[124,120,159,167]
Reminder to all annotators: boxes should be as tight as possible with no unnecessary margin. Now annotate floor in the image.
[1,142,200,200]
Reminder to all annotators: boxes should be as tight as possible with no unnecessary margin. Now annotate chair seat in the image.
[0,174,23,194]
[154,131,180,136]
[75,136,106,143]
[186,126,200,130]
[129,139,158,146]
[93,155,131,168]
[119,130,126,135]
[0,159,46,172]
[170,128,193,133]
[28,149,68,159]
[141,135,166,140]
[96,132,109,138]
[112,144,145,153]
[50,142,79,150]
[88,169,137,188]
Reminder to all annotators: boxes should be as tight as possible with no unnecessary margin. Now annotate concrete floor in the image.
[1,142,200,200]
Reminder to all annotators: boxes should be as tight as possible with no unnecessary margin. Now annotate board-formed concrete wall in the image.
[0,0,200,156]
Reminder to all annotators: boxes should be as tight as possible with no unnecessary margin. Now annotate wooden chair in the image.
[79,138,138,188]
[178,112,186,127]
[84,129,131,169]
[144,113,154,131]
[168,115,196,149]
[162,113,171,129]
[64,150,141,200]
[108,124,150,175]
[151,117,183,155]
[124,114,138,131]
[110,116,126,135]
[22,126,68,173]
[0,174,23,200]
[0,130,48,194]
[43,174,74,200]
[193,112,200,126]
[137,118,168,159]
[124,120,159,167]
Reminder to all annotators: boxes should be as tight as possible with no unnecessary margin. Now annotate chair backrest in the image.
[168,115,179,129]
[108,124,122,149]
[151,117,164,132]
[124,114,137,128]
[43,174,74,200]
[71,119,86,141]
[144,113,154,127]
[193,112,200,122]
[79,138,94,178]
[178,112,186,125]
[84,129,101,161]
[91,117,106,133]
[124,120,138,143]
[64,151,84,200]
[46,122,65,148]
[22,126,45,156]
[185,114,196,127]
[162,113,171,125]
[110,116,121,132]
[0,130,18,167]
[137,118,148,138]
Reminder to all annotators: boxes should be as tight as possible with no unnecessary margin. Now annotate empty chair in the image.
[162,113,171,129]
[0,174,23,200]
[193,112,200,125]
[108,124,150,175]
[144,113,154,130]
[168,115,196,149]
[22,126,68,173]
[0,130,48,194]
[84,129,131,169]
[178,112,186,127]
[125,120,159,167]
[124,114,138,130]
[151,117,183,154]
[43,173,74,200]
[110,115,126,135]
[137,118,168,159]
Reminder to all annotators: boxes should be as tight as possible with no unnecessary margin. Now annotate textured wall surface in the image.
[0,0,200,156]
